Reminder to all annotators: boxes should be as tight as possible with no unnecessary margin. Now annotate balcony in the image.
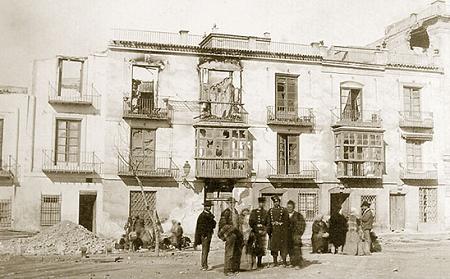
[123,98,173,128]
[195,158,249,179]
[48,83,100,107]
[266,160,318,186]
[400,163,438,181]
[336,161,383,180]
[332,109,382,129]
[0,156,18,185]
[42,150,102,174]
[399,111,434,129]
[118,156,179,178]
[267,106,315,133]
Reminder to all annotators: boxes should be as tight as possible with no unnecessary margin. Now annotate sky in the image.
[0,0,432,87]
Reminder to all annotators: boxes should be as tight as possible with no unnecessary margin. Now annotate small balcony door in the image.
[340,88,362,121]
[275,75,298,120]
[130,128,155,172]
[403,87,421,120]
[277,134,299,175]
[55,119,81,164]
[131,66,157,114]
[406,141,422,171]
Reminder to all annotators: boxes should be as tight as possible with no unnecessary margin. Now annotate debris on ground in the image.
[0,221,115,256]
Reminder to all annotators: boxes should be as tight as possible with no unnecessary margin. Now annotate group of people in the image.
[310,201,377,256]
[195,195,306,276]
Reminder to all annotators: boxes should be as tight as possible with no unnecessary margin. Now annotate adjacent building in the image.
[1,1,450,237]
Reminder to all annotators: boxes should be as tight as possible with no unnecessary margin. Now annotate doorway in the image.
[330,193,350,216]
[390,194,405,231]
[79,193,96,232]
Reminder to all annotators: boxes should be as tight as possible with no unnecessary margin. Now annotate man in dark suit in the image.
[194,201,216,271]
[360,201,374,255]
[218,198,243,276]
[267,195,289,267]
[286,200,306,269]
[249,197,268,268]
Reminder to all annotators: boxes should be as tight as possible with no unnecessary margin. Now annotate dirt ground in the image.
[1,233,450,279]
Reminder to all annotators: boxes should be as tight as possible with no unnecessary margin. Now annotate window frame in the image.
[298,192,319,222]
[54,119,81,164]
[57,57,85,96]
[419,187,437,223]
[40,194,61,227]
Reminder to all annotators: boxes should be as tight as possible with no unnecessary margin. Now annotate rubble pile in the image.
[0,221,115,255]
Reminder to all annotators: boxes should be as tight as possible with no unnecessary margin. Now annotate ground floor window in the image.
[129,191,156,227]
[419,187,437,223]
[40,195,61,226]
[298,192,318,222]
[361,195,377,217]
[0,199,11,228]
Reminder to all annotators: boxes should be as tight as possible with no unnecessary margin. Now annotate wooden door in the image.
[130,129,155,172]
[275,76,298,119]
[390,194,405,231]
[79,194,96,232]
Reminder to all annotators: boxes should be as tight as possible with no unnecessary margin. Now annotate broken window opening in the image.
[129,66,158,114]
[58,58,84,96]
[409,26,430,50]
[340,88,362,122]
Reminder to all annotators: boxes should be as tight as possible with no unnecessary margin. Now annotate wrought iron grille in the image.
[361,195,377,217]
[298,192,319,222]
[0,199,11,228]
[419,187,437,223]
[129,191,156,227]
[40,195,61,226]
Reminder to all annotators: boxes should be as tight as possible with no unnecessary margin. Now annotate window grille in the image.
[361,195,377,217]
[298,192,318,222]
[0,199,11,228]
[40,195,61,226]
[419,187,437,223]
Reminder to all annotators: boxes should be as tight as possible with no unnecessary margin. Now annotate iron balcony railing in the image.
[267,106,315,127]
[266,160,318,180]
[400,162,438,180]
[336,161,383,179]
[112,29,204,46]
[42,150,102,173]
[0,155,18,178]
[195,158,249,179]
[117,155,179,178]
[48,82,100,106]
[332,109,382,128]
[399,111,434,129]
[123,97,173,121]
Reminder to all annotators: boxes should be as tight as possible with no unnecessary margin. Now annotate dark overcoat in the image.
[266,206,290,252]
[194,210,216,246]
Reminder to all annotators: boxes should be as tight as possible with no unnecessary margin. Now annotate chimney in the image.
[179,30,189,44]
[263,32,271,39]
[410,13,418,22]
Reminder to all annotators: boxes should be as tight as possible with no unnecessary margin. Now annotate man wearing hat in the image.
[194,201,217,271]
[218,198,243,276]
[360,201,374,255]
[249,197,268,268]
[266,195,290,267]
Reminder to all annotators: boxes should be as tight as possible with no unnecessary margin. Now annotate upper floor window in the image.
[277,134,299,175]
[340,87,362,122]
[406,140,422,170]
[275,75,298,119]
[130,128,156,171]
[55,119,81,163]
[130,66,158,112]
[58,58,84,96]
[196,127,248,159]
[199,68,244,122]
[403,87,421,117]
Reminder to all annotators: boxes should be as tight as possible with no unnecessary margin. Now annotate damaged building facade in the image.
[1,0,450,237]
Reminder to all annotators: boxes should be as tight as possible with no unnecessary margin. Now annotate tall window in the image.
[298,192,318,222]
[55,119,81,164]
[0,199,11,228]
[58,58,84,96]
[277,134,299,175]
[403,87,421,119]
[0,119,3,166]
[196,128,248,159]
[130,66,157,114]
[40,195,61,226]
[275,75,298,119]
[419,187,437,223]
[406,141,422,170]
[130,129,156,171]
[340,88,362,121]
[199,69,243,122]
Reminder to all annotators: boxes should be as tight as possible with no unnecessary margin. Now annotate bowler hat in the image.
[361,201,370,207]
[203,201,212,207]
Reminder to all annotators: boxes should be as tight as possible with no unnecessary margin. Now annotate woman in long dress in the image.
[343,208,370,256]
[239,208,257,271]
